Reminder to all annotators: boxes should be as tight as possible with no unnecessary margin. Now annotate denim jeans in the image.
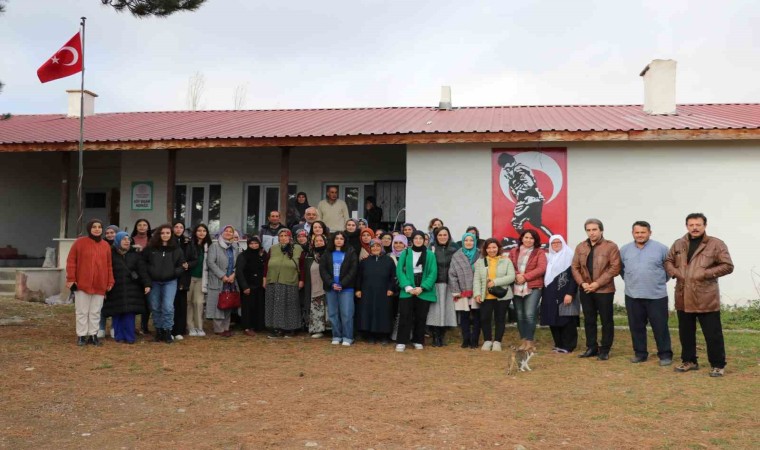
[326,289,355,344]
[148,280,178,330]
[513,290,542,340]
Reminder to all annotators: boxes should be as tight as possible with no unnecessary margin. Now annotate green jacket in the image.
[396,248,438,302]
[266,244,303,286]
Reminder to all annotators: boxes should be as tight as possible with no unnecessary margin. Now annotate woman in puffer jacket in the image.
[143,224,186,343]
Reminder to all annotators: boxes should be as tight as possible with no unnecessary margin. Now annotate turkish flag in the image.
[37,32,83,83]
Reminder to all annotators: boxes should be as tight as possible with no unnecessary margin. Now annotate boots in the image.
[163,329,173,344]
[89,335,102,346]
[461,329,470,349]
[431,328,441,347]
[439,328,447,346]
[154,329,164,342]
[77,336,87,346]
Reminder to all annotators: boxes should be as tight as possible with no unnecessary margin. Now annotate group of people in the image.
[66,195,734,377]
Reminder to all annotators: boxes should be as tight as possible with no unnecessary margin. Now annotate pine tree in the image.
[101,0,207,17]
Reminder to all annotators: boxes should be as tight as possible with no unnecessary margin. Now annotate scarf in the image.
[544,234,574,286]
[391,234,407,257]
[368,238,385,256]
[410,230,427,267]
[86,219,104,242]
[218,226,236,277]
[113,231,130,250]
[360,229,376,253]
[460,232,478,266]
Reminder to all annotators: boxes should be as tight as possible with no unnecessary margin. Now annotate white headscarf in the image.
[544,234,574,286]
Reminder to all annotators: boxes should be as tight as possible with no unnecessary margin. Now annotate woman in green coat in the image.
[395,230,437,352]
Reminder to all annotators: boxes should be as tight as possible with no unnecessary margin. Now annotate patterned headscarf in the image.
[391,234,408,257]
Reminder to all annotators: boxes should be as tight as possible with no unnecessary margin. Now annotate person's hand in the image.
[475,295,482,303]
[144,287,151,294]
[587,282,599,292]
[228,274,236,282]
[66,282,74,289]
[452,293,461,301]
[563,294,573,305]
[356,291,362,298]
[360,254,368,260]
[386,290,394,297]
[333,283,341,291]
[414,287,423,296]
[107,284,113,292]
[486,280,495,288]
[262,278,267,288]
[222,275,229,283]
[581,282,590,292]
[243,288,251,295]
[515,274,526,284]
[298,281,304,289]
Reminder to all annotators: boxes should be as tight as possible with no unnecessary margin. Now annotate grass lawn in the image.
[0,297,758,449]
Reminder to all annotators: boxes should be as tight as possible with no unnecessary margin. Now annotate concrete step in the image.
[0,283,15,293]
[0,270,16,281]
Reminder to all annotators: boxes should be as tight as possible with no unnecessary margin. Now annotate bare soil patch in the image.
[0,297,758,449]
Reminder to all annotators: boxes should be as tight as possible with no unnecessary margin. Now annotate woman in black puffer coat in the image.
[102,232,150,344]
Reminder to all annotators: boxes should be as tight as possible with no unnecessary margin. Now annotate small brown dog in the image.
[506,344,536,375]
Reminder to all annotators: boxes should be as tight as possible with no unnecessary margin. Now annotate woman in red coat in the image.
[66,219,115,346]
[508,230,547,351]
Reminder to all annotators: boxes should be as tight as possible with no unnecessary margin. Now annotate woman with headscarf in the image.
[401,223,416,240]
[98,224,121,339]
[358,228,375,260]
[295,228,311,326]
[395,230,437,352]
[305,234,330,338]
[365,196,383,231]
[458,226,485,252]
[187,224,211,337]
[540,235,580,353]
[508,229,548,352]
[295,229,310,252]
[319,231,359,346]
[294,192,310,223]
[171,220,196,341]
[473,238,516,352]
[205,225,241,337]
[388,234,407,340]
[379,232,393,255]
[102,232,150,344]
[356,239,396,343]
[66,219,115,346]
[143,224,186,343]
[426,226,458,347]
[236,236,267,336]
[264,229,305,338]
[357,218,368,231]
[130,218,153,335]
[449,232,480,349]
[344,219,362,255]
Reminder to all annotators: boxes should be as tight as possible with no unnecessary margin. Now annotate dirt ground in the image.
[0,297,758,449]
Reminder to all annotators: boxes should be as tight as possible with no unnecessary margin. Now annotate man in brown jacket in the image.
[665,213,733,377]
[571,218,621,360]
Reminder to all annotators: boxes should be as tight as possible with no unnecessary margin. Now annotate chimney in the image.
[66,89,98,118]
[438,85,452,110]
[639,59,676,115]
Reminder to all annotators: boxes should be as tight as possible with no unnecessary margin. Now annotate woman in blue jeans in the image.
[143,224,186,343]
[319,232,358,346]
[507,229,547,351]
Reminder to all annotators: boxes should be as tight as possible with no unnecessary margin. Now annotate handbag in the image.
[217,282,241,310]
[483,258,508,298]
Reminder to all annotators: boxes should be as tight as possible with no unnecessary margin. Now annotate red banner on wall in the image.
[492,148,567,248]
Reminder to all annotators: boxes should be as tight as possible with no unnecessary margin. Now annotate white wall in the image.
[0,153,61,257]
[119,145,406,232]
[408,141,760,306]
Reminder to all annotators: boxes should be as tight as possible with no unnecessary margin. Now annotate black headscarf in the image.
[294,192,310,218]
[410,230,427,267]
[86,219,104,242]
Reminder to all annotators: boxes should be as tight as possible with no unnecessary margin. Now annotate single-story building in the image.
[1,61,758,305]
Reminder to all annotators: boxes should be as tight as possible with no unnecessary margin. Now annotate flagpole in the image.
[76,16,86,235]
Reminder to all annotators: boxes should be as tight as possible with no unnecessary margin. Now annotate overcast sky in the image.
[0,0,757,114]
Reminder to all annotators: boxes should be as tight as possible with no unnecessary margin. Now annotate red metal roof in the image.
[1,104,759,145]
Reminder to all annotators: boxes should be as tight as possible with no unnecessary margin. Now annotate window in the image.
[322,182,375,219]
[244,183,297,236]
[174,183,222,234]
[84,192,107,209]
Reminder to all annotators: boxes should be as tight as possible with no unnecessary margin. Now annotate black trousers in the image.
[458,310,481,345]
[677,310,726,368]
[480,300,509,342]
[550,317,579,352]
[140,296,151,332]
[579,291,615,352]
[625,295,672,360]
[397,296,431,345]
[172,288,188,336]
[242,287,266,331]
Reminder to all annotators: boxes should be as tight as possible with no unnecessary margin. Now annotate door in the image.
[174,183,222,234]
[244,183,297,236]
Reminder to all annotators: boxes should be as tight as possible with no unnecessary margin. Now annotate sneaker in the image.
[395,344,405,352]
[196,329,206,337]
[174,335,184,341]
[674,361,699,372]
[331,339,341,345]
[110,329,115,339]
[709,367,725,377]
[492,341,502,352]
[188,329,198,337]
[97,330,106,339]
[659,358,673,367]
[342,341,352,347]
[311,333,324,339]
[481,341,493,351]
[413,343,424,350]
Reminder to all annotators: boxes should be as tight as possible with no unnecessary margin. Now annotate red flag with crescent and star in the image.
[37,32,83,83]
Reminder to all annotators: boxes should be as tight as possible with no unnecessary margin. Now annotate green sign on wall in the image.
[131,181,153,211]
